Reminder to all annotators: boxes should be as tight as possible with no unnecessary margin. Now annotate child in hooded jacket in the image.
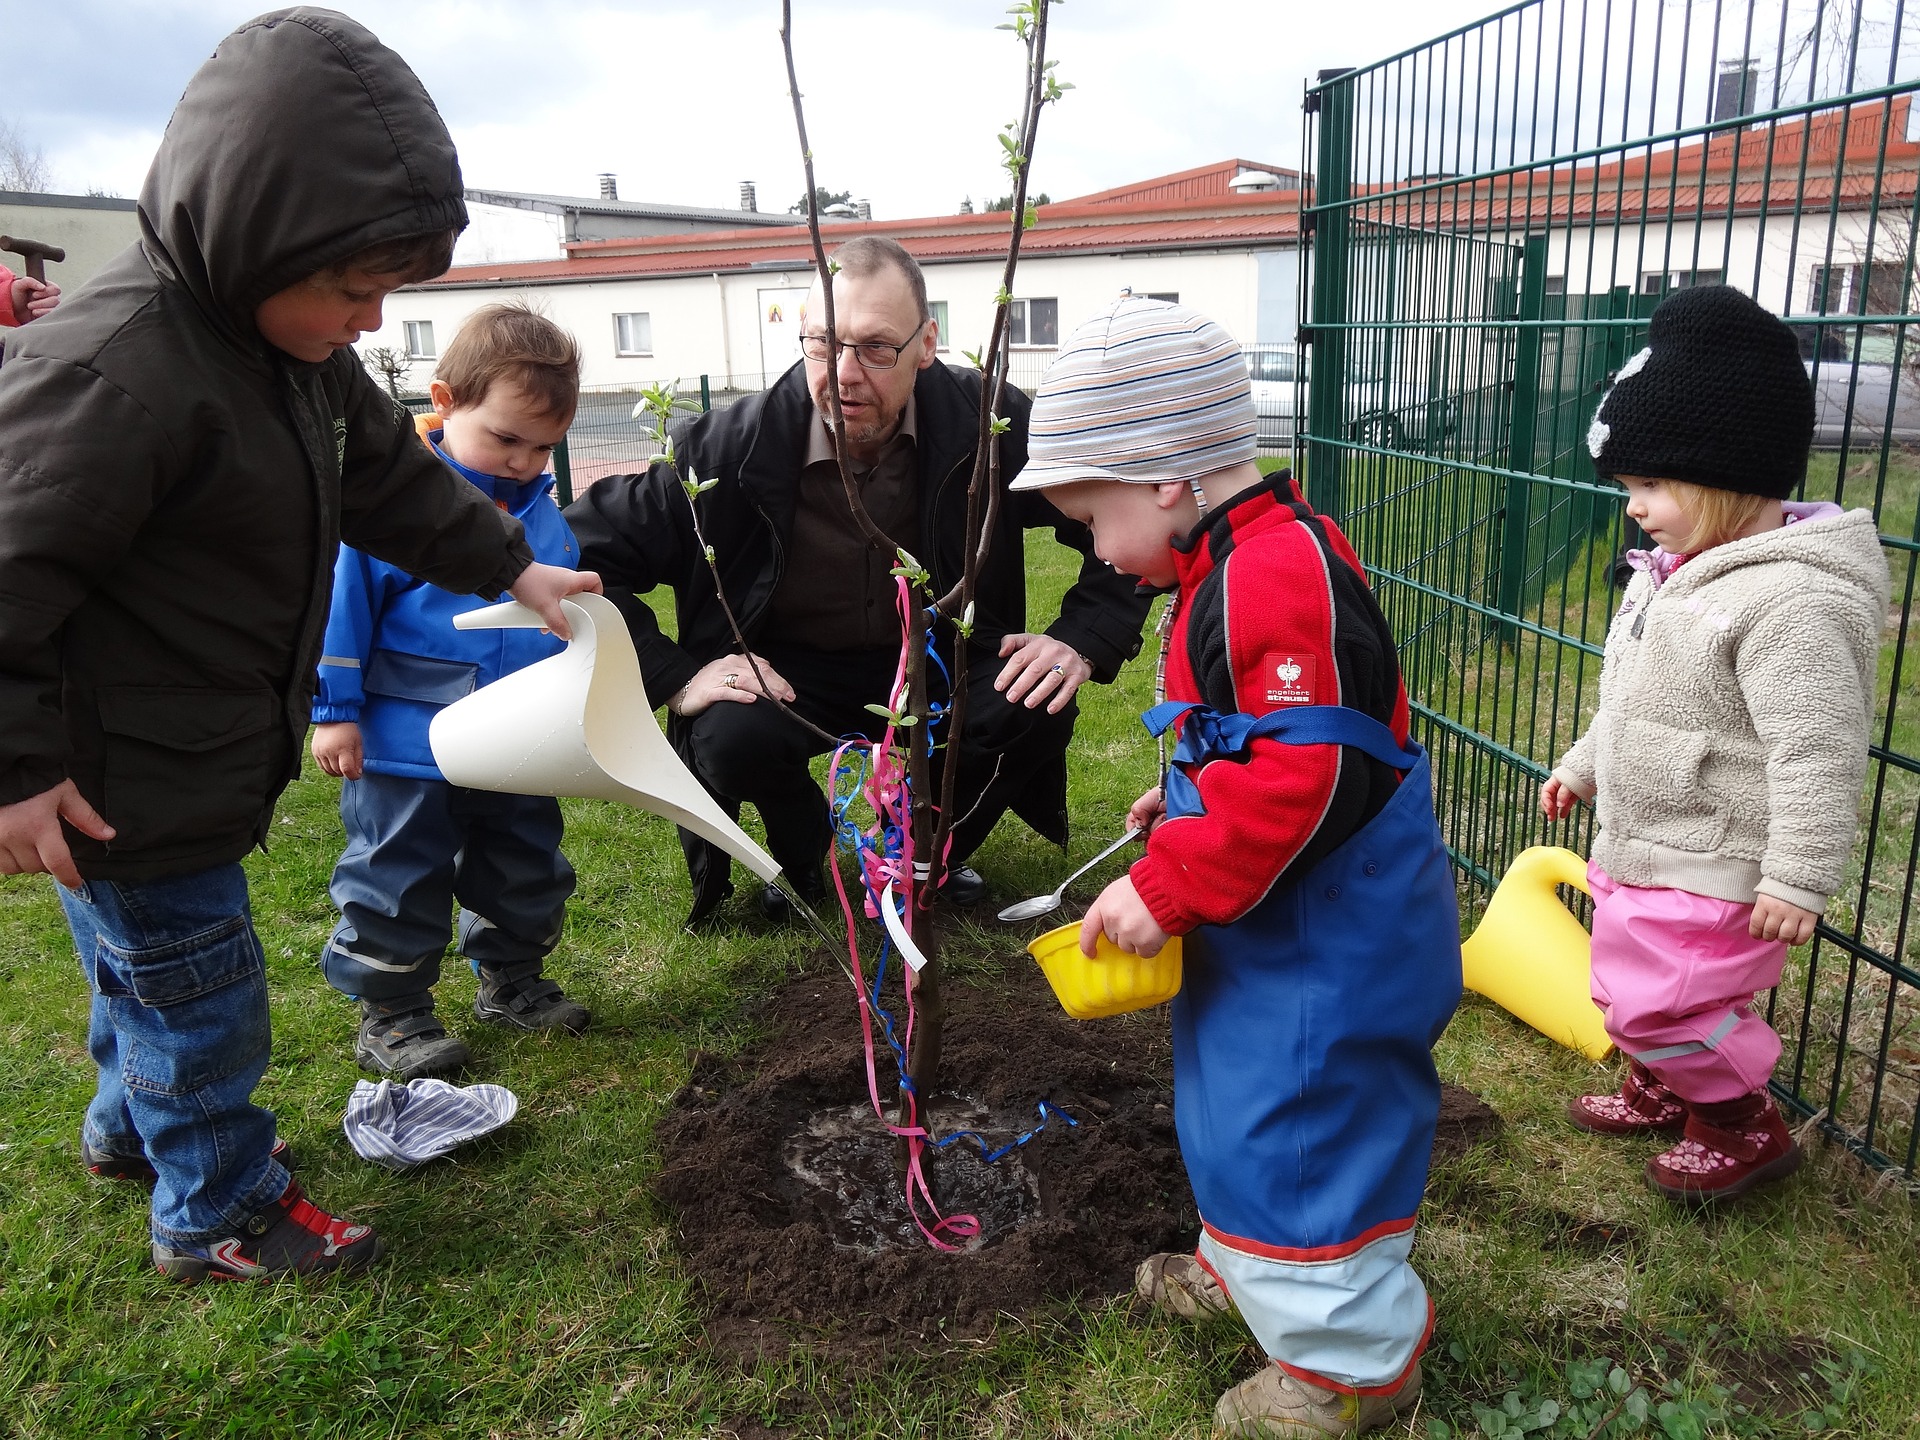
[1544,284,1891,1202]
[312,304,589,1078]
[0,9,594,1284]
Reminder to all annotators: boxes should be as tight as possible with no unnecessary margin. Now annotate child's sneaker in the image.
[1646,1091,1801,1203]
[84,1134,294,1185]
[1568,1060,1687,1136]
[473,964,589,1035]
[357,992,471,1080]
[150,1179,381,1283]
[1135,1251,1238,1321]
[1214,1360,1422,1438]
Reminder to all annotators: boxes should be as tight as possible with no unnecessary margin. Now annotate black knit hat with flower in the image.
[1586,283,1815,500]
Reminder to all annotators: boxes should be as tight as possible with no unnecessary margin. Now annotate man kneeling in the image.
[568,239,1152,922]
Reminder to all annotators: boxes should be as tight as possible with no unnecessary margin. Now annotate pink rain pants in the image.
[1587,862,1786,1105]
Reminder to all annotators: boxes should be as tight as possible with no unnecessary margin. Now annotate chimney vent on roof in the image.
[855,198,872,221]
[598,173,618,200]
[740,181,757,211]
[1228,169,1283,193]
[959,196,974,214]
[1713,59,1758,123]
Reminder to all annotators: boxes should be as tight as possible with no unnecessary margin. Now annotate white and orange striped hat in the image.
[1010,297,1257,491]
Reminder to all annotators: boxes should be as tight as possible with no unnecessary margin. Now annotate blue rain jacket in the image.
[312,432,578,780]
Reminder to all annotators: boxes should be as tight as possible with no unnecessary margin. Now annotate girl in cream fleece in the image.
[1543,285,1890,1203]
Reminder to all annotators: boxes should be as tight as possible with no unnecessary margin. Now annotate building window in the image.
[1542,275,1568,295]
[403,320,436,359]
[928,300,949,350]
[613,312,653,356]
[1638,268,1723,295]
[1809,262,1906,319]
[1008,297,1059,347]
[1147,291,1180,304]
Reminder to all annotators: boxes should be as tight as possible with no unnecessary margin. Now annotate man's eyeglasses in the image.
[799,321,927,370]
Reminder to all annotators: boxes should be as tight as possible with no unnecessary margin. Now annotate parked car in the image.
[1805,359,1920,448]
[1248,344,1297,447]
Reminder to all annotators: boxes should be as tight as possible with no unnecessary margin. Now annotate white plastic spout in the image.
[430,594,780,883]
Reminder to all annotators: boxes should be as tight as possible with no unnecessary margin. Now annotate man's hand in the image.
[1127,786,1166,837]
[506,564,603,640]
[9,276,59,324]
[1540,776,1581,820]
[1751,894,1819,946]
[670,653,796,717]
[0,780,114,890]
[1079,875,1171,959]
[996,632,1091,714]
[312,722,365,780]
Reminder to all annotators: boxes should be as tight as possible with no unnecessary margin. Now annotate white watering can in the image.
[428,593,780,885]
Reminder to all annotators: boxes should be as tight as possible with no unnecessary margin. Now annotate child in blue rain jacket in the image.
[313,304,590,1080]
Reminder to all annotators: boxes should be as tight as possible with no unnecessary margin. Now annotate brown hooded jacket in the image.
[0,8,532,880]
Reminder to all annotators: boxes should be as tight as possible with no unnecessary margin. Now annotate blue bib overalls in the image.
[1145,700,1463,1391]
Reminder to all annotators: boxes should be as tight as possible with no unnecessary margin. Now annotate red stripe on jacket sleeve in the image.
[1130,524,1346,933]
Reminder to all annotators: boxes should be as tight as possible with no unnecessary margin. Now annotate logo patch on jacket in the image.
[1260,652,1317,705]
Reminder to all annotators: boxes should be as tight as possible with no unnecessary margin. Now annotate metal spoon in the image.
[997,827,1144,923]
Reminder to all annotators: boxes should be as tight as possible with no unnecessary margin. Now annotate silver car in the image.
[1248,345,1298,447]
[1805,358,1920,448]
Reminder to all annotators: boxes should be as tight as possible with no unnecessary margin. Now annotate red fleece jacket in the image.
[1129,472,1413,934]
[0,266,18,327]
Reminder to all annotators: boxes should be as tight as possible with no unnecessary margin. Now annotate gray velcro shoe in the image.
[474,966,590,1035]
[356,993,471,1081]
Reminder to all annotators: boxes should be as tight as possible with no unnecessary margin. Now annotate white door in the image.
[757,287,813,388]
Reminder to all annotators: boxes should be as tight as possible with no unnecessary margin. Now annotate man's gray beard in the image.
[823,407,889,451]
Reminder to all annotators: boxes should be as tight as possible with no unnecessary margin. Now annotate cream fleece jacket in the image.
[1553,507,1890,912]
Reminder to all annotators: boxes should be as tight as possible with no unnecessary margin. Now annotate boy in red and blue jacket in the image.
[313,304,589,1080]
[1016,298,1462,1439]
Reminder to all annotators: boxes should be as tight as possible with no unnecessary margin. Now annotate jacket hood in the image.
[1672,505,1889,603]
[138,7,466,346]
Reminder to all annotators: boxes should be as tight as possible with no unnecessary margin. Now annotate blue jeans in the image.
[62,863,290,1243]
[321,774,574,1003]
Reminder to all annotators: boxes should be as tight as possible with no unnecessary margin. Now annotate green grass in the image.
[2,543,1918,1439]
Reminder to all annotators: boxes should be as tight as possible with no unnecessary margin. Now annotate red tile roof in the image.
[420,185,1303,288]
[1060,158,1301,206]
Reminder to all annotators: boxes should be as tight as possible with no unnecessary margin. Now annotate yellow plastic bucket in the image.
[1027,923,1183,1019]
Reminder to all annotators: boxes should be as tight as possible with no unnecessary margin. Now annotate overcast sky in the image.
[11,0,1502,219]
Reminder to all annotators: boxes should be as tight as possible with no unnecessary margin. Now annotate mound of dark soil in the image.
[653,968,1195,1349]
[654,964,1497,1353]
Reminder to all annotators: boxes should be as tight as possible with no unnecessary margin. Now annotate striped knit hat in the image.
[1010,297,1257,491]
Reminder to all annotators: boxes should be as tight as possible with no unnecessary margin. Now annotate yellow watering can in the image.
[1461,845,1613,1062]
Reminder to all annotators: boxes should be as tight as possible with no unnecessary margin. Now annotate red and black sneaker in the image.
[150,1179,381,1283]
[1646,1091,1802,1203]
[83,1134,295,1186]
[1568,1061,1687,1137]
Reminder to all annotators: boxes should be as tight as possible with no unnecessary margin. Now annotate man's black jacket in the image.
[565,360,1153,706]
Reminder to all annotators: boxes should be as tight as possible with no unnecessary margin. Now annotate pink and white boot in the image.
[1568,1061,1687,1137]
[1645,1090,1801,1203]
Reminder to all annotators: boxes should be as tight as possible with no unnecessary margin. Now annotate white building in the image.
[455,177,794,267]
[361,160,1304,402]
[0,189,140,294]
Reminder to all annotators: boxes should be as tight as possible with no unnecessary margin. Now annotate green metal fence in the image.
[1302,0,1920,1180]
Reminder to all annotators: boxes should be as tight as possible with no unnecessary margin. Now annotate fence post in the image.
[1497,235,1547,644]
[1306,67,1354,522]
[699,374,712,412]
[553,437,574,508]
